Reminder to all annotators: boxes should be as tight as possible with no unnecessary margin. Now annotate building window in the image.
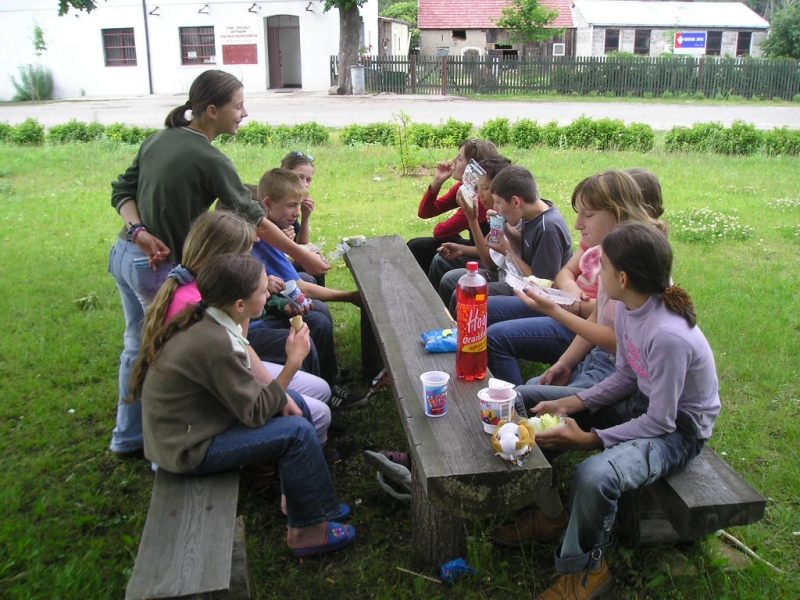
[706,31,722,56]
[736,31,752,57]
[634,30,650,55]
[102,28,137,66]
[604,29,620,54]
[452,30,466,41]
[180,26,216,65]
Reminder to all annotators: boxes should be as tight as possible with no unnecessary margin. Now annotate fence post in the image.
[698,56,704,95]
[441,56,448,96]
[411,54,417,94]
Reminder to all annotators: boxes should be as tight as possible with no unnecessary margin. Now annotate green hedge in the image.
[664,120,800,156]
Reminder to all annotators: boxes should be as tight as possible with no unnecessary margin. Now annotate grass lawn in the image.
[0,140,798,599]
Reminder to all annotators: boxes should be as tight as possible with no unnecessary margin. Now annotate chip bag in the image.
[420,328,458,353]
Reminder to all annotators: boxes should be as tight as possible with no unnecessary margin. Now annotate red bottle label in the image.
[456,282,488,381]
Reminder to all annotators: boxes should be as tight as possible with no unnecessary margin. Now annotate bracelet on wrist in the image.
[127,222,148,243]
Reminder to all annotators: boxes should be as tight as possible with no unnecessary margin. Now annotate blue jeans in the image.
[428,254,473,297]
[487,295,544,326]
[487,315,576,385]
[555,394,704,575]
[108,238,174,453]
[188,392,341,529]
[516,347,616,415]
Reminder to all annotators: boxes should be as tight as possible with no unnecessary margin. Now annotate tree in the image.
[322,0,368,94]
[761,3,800,58]
[58,0,101,15]
[382,1,420,52]
[493,0,561,45]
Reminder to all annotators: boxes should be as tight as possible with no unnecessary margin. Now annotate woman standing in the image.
[108,69,328,456]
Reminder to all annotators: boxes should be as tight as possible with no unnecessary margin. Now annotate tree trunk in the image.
[336,5,362,95]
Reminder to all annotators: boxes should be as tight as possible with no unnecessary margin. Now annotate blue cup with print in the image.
[420,371,449,417]
[488,214,505,244]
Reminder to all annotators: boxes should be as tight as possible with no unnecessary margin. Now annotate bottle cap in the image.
[466,261,479,272]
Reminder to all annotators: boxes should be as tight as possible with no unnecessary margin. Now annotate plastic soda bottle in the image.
[456,261,488,381]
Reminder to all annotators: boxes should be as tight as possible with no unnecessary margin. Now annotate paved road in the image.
[1,91,798,130]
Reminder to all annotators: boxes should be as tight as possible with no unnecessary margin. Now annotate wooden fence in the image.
[330,55,800,100]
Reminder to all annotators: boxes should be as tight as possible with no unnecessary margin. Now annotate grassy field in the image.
[0,140,798,600]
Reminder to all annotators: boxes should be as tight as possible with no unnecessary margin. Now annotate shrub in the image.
[794,94,800,103]
[763,127,800,156]
[11,64,54,101]
[341,122,395,146]
[479,118,511,146]
[11,118,45,146]
[718,120,763,155]
[618,123,655,152]
[0,122,13,142]
[438,119,473,146]
[643,92,654,99]
[662,91,674,99]
[664,126,693,151]
[290,121,329,146]
[592,118,627,150]
[104,123,157,145]
[406,123,438,147]
[540,120,563,148]
[48,120,105,144]
[510,119,541,149]
[271,125,294,146]
[563,116,596,149]
[236,122,274,145]
[693,91,706,100]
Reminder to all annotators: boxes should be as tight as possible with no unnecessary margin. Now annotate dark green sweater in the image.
[111,127,264,263]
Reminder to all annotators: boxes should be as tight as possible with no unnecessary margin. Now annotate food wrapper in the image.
[459,159,486,208]
[419,328,457,353]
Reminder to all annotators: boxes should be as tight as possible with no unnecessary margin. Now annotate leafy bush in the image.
[406,123,438,147]
[290,121,329,146]
[718,120,763,155]
[618,123,655,152]
[11,64,54,101]
[438,119,473,146]
[341,122,396,146]
[562,116,597,149]
[479,118,511,146]
[540,120,563,148]
[237,122,274,145]
[0,122,13,142]
[104,123,157,145]
[11,118,45,146]
[48,120,105,144]
[763,127,800,156]
[592,118,627,150]
[664,122,726,152]
[510,119,541,148]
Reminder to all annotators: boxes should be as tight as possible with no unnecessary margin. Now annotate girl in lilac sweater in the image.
[529,222,720,600]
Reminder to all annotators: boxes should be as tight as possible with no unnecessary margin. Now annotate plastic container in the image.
[456,261,488,381]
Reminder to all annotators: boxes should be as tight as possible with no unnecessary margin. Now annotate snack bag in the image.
[460,159,486,208]
[420,328,458,353]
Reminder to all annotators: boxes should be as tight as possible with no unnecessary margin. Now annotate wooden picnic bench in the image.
[346,235,766,560]
[345,235,553,566]
[126,469,250,600]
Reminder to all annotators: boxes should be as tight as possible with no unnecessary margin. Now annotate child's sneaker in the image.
[330,386,369,410]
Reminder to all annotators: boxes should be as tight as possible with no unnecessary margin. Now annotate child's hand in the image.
[301,197,315,219]
[281,394,304,417]
[514,286,559,315]
[299,252,330,277]
[437,242,464,261]
[285,323,311,364]
[134,231,172,269]
[539,363,572,386]
[487,234,510,256]
[455,189,477,221]
[433,161,454,186]
[534,417,602,451]
[267,276,285,295]
[282,226,296,241]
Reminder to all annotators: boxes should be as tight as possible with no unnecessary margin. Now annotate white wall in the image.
[0,0,379,100]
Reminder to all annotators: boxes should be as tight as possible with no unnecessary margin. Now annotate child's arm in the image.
[437,242,480,262]
[454,191,497,269]
[297,280,362,307]
[418,161,455,218]
[256,218,329,277]
[274,325,311,391]
[296,196,314,245]
[538,335,596,386]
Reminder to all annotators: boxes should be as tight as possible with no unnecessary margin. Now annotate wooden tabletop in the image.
[345,235,552,519]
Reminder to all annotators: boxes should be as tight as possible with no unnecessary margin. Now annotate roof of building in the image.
[572,1,769,29]
[418,0,574,30]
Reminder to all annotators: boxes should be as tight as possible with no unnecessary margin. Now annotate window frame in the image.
[736,31,752,57]
[102,27,137,67]
[604,29,620,55]
[633,29,651,55]
[706,31,723,56]
[180,26,216,65]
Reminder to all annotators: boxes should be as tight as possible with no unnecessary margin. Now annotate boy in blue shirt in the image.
[248,168,366,409]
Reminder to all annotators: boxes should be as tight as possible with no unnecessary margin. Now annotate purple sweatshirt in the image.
[577,295,720,448]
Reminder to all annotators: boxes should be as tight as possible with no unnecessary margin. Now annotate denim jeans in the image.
[108,238,175,453]
[555,393,703,575]
[188,392,341,528]
[487,315,576,385]
[487,295,544,326]
[428,254,473,297]
[516,347,616,415]
[407,235,463,274]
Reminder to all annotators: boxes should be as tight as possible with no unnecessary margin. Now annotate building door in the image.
[265,15,302,89]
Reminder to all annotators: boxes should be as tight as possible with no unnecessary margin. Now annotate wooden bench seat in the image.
[345,235,553,566]
[126,469,249,600]
[618,445,766,546]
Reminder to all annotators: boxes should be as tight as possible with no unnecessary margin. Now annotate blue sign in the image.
[674,31,707,50]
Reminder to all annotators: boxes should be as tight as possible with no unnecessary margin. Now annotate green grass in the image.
[0,141,798,599]
[461,92,800,106]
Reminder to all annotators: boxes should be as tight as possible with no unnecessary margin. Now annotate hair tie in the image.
[197,301,207,311]
[184,100,192,110]
[167,264,195,286]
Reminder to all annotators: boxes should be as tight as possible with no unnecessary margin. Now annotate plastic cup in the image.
[420,371,449,417]
[478,387,516,433]
[488,214,505,244]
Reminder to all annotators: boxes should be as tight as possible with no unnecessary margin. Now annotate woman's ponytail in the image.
[662,285,697,328]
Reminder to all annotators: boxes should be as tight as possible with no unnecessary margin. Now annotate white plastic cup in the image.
[420,371,449,417]
[478,387,516,433]
[488,214,505,244]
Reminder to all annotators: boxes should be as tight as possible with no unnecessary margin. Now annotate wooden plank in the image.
[345,236,551,519]
[126,469,240,600]
[646,446,766,540]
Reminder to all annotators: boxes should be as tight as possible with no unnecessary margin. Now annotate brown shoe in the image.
[537,559,613,600]
[492,508,569,546]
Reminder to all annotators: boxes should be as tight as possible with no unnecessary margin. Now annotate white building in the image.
[0,0,379,100]
[571,1,769,58]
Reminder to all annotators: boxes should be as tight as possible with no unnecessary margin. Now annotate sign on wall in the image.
[674,31,706,55]
[221,25,258,65]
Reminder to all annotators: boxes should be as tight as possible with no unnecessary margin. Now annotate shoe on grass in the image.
[323,445,342,465]
[492,508,569,546]
[536,558,613,600]
[329,385,369,410]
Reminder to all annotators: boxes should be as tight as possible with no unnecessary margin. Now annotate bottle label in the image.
[457,303,487,353]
